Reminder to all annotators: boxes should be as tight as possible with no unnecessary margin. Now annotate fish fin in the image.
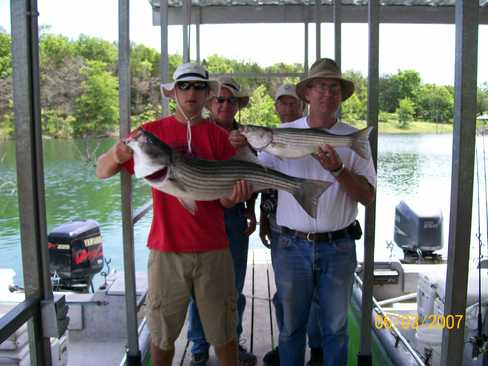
[166,176,197,214]
[232,146,259,164]
[292,180,332,218]
[178,198,197,215]
[269,142,287,150]
[350,126,374,160]
[267,142,288,160]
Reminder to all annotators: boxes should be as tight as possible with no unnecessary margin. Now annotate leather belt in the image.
[281,223,353,242]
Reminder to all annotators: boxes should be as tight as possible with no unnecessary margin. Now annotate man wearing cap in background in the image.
[96,62,253,366]
[186,75,257,366]
[260,83,304,248]
[261,83,323,366]
[230,58,376,366]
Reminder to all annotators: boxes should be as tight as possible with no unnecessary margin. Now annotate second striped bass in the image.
[125,128,331,218]
[239,125,373,160]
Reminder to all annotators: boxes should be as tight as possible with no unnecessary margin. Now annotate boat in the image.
[351,200,488,366]
[0,219,151,366]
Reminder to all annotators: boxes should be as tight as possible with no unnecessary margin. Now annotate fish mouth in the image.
[145,167,168,181]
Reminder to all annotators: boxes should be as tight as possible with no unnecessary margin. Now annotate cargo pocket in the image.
[225,295,237,343]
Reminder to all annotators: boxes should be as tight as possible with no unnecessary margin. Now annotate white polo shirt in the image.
[259,117,377,233]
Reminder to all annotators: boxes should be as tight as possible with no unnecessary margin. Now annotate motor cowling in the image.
[48,219,103,291]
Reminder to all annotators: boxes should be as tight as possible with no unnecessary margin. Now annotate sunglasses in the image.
[176,81,209,91]
[216,96,239,105]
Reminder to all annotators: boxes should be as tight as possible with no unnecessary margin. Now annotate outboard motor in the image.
[394,200,443,263]
[48,219,104,292]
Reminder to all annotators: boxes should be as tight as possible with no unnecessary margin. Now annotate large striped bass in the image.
[239,125,373,160]
[125,128,331,218]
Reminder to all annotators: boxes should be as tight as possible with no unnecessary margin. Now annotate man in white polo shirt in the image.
[231,58,376,366]
[261,84,323,366]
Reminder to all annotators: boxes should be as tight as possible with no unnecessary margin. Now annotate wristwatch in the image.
[331,163,345,177]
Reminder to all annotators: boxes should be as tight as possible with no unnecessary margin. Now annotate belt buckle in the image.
[306,232,313,241]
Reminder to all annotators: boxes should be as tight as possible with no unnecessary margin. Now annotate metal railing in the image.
[0,298,39,344]
[354,273,427,366]
[0,200,153,355]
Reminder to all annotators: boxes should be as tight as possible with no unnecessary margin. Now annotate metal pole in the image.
[183,0,191,62]
[441,0,479,364]
[304,21,309,75]
[118,0,141,364]
[196,7,201,63]
[334,0,342,118]
[11,0,53,363]
[160,0,169,116]
[333,0,342,67]
[358,0,379,364]
[315,0,320,60]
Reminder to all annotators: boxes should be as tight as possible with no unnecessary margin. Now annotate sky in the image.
[1,0,487,86]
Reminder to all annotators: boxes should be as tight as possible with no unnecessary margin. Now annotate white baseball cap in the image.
[275,83,299,101]
[160,62,219,99]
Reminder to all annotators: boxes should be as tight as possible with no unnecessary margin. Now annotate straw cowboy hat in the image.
[274,83,299,101]
[160,62,219,99]
[296,58,355,103]
[214,75,250,108]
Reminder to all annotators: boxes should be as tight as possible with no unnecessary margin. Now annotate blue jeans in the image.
[270,229,323,349]
[187,205,249,354]
[274,232,357,366]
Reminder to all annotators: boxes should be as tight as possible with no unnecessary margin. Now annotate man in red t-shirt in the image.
[96,62,252,366]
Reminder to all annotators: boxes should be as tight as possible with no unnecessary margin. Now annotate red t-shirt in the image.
[123,116,236,252]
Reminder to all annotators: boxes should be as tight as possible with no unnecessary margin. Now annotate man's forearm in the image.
[336,169,375,206]
[96,149,122,179]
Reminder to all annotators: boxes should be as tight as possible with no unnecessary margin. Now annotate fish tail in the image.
[292,180,332,218]
[351,126,373,160]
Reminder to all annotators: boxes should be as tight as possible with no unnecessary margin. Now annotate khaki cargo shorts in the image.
[146,248,236,351]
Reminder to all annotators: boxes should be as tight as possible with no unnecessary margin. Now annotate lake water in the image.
[0,133,485,287]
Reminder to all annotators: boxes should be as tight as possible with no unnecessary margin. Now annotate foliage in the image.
[1,31,487,139]
[417,84,454,123]
[379,111,396,124]
[396,98,415,129]
[239,85,280,127]
[40,34,76,68]
[342,94,366,122]
[132,104,163,128]
[478,83,488,116]
[0,107,14,139]
[73,60,119,137]
[41,109,75,138]
[380,70,421,113]
[74,35,117,66]
[0,32,12,78]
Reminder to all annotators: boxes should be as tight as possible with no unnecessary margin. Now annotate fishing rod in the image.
[266,268,275,350]
[472,136,487,360]
[179,339,190,366]
[250,251,255,353]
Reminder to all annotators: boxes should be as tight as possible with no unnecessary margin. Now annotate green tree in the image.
[0,100,14,139]
[74,35,117,65]
[0,32,12,78]
[73,60,119,137]
[239,85,279,127]
[342,93,366,122]
[130,44,163,116]
[342,70,367,121]
[396,97,415,128]
[39,33,76,68]
[417,84,454,123]
[131,43,160,77]
[380,70,421,113]
[478,83,488,116]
